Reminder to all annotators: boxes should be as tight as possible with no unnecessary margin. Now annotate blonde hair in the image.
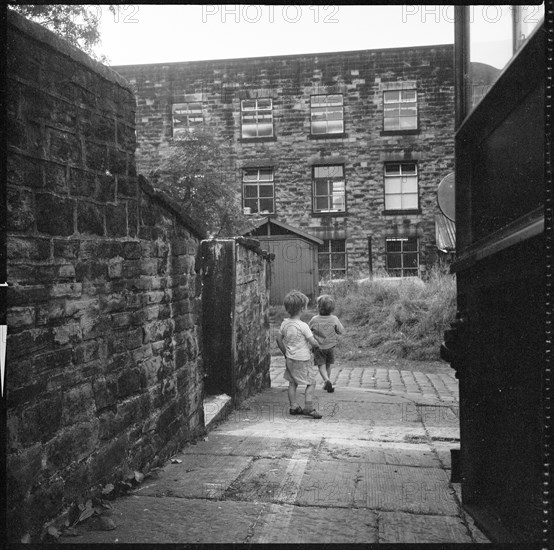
[284,290,309,316]
[317,294,335,315]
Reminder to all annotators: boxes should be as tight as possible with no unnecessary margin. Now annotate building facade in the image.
[114,44,455,280]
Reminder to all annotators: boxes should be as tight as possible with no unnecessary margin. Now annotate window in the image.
[242,168,274,214]
[385,238,419,277]
[384,163,418,211]
[383,89,417,131]
[313,165,346,213]
[172,103,203,136]
[241,98,273,138]
[310,94,344,135]
[318,239,347,280]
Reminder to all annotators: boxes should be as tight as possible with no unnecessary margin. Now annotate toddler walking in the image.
[309,294,345,393]
[275,290,322,419]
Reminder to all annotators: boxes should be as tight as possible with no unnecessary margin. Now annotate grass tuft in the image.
[270,266,456,361]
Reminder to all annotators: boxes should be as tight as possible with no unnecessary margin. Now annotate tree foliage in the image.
[148,129,256,237]
[8,4,112,62]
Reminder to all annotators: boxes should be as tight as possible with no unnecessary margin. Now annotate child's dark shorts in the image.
[314,347,335,366]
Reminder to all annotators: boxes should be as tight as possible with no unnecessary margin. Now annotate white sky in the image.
[93,4,544,68]
[94,4,457,66]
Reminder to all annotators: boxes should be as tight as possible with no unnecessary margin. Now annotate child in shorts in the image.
[309,294,345,393]
[275,290,322,419]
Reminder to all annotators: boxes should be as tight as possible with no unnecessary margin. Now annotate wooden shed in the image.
[244,218,323,305]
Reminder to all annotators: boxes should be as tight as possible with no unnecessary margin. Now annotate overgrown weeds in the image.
[270,266,456,361]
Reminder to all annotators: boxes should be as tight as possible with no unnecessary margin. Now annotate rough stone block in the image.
[53,239,80,260]
[108,147,127,176]
[97,172,116,202]
[118,368,141,398]
[43,161,68,193]
[7,236,51,262]
[85,142,108,171]
[49,128,81,164]
[7,306,36,328]
[61,383,96,425]
[7,152,43,189]
[77,201,104,236]
[93,375,118,411]
[20,393,63,445]
[7,187,35,232]
[117,175,138,198]
[45,421,100,472]
[36,300,65,325]
[32,347,73,375]
[36,193,74,236]
[140,356,162,387]
[69,167,97,198]
[122,240,141,259]
[106,203,127,237]
[89,434,129,483]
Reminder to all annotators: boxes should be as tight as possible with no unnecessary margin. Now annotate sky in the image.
[94,4,458,66]
[93,4,544,69]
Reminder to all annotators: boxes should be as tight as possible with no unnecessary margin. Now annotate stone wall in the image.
[5,11,206,541]
[114,45,455,276]
[202,238,271,403]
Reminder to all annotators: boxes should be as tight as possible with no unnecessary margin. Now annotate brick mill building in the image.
[114,44,455,296]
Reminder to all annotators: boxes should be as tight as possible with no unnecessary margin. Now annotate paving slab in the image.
[132,454,252,499]
[354,462,458,515]
[378,511,473,543]
[250,504,379,543]
[318,438,439,468]
[61,496,264,544]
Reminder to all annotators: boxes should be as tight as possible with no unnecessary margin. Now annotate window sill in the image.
[382,209,421,216]
[311,211,347,217]
[240,136,277,143]
[380,129,420,136]
[308,133,347,140]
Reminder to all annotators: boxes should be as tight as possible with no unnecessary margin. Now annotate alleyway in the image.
[62,356,489,544]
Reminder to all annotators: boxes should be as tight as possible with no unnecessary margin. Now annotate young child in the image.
[309,294,345,393]
[275,290,322,419]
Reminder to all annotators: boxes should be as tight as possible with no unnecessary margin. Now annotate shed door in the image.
[261,238,315,305]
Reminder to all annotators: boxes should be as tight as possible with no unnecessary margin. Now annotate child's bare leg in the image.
[323,363,335,393]
[303,384,322,418]
[288,381,299,408]
[318,364,331,382]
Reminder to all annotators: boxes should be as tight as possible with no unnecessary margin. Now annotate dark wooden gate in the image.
[445,11,547,544]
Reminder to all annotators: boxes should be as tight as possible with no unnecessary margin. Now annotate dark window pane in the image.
[331,254,346,268]
[315,180,329,195]
[331,240,345,252]
[244,185,258,198]
[386,254,402,269]
[386,239,402,252]
[259,199,274,213]
[403,238,418,252]
[315,197,329,211]
[258,185,273,197]
[244,199,258,212]
[404,253,418,267]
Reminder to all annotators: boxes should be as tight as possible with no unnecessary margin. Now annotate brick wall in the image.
[5,11,206,540]
[202,238,271,403]
[114,45,455,277]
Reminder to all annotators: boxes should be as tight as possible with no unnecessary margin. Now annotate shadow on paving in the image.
[62,385,488,544]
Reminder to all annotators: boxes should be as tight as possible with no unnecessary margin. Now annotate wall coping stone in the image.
[138,175,207,239]
[7,9,135,94]
[234,236,274,261]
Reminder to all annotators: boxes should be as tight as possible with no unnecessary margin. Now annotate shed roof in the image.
[245,217,324,245]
